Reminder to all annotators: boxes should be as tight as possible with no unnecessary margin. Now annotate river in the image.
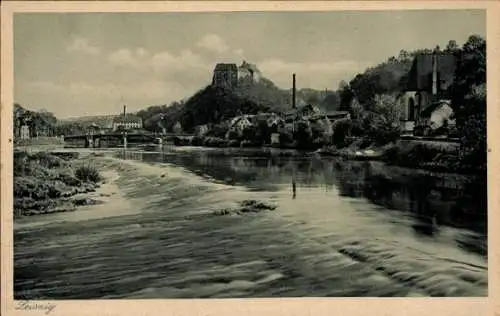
[14,146,488,298]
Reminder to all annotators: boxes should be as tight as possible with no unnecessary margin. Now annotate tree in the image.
[320,91,340,112]
[452,35,486,126]
[451,35,486,171]
[338,82,355,112]
[398,49,410,61]
[293,120,313,149]
[445,40,459,52]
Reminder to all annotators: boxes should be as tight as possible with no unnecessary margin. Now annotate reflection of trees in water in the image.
[332,161,486,235]
[126,149,486,236]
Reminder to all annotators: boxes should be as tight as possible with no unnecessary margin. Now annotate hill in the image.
[137,73,328,133]
[60,115,116,128]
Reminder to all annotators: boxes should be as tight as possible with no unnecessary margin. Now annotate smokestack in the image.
[123,105,126,117]
[432,46,439,96]
[292,73,296,109]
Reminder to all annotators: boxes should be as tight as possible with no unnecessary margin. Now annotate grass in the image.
[14,137,65,150]
[75,164,102,183]
[382,141,462,172]
[13,150,103,217]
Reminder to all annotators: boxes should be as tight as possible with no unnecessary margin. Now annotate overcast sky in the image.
[14,10,485,118]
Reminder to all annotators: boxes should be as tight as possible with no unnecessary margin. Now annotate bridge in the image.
[63,131,193,148]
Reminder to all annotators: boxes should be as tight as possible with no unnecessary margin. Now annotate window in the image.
[408,98,415,121]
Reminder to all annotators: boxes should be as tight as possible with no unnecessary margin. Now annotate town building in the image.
[86,123,102,135]
[225,115,254,139]
[401,47,457,133]
[417,100,455,136]
[194,124,210,137]
[212,63,238,88]
[20,125,30,140]
[112,114,143,131]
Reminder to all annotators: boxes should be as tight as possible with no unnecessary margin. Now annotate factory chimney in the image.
[432,45,440,97]
[123,105,126,118]
[292,73,296,109]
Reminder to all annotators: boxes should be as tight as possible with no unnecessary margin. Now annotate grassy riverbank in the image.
[173,135,482,174]
[317,138,485,175]
[13,150,106,217]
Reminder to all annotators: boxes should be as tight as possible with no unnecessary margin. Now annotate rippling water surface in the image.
[14,147,488,298]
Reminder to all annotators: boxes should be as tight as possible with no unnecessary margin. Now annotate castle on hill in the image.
[212,61,261,88]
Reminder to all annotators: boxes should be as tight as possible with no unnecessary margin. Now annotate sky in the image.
[14,10,485,118]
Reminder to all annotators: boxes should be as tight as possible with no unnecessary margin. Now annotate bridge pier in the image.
[85,137,93,148]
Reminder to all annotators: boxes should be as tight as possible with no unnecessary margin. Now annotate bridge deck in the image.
[63,133,193,140]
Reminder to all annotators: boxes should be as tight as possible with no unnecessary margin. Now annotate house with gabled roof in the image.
[112,114,143,131]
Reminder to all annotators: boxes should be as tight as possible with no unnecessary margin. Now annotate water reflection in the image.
[115,148,487,256]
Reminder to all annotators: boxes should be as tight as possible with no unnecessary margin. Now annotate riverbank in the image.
[172,135,483,175]
[317,138,485,175]
[13,150,109,217]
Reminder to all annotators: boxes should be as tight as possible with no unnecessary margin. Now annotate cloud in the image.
[259,58,369,75]
[108,47,206,74]
[150,49,204,73]
[259,58,372,88]
[233,48,244,57]
[24,33,372,117]
[67,38,100,55]
[196,34,230,54]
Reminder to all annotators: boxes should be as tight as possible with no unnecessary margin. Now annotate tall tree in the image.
[451,35,486,170]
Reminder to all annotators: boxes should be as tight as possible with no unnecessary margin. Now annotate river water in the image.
[14,147,488,298]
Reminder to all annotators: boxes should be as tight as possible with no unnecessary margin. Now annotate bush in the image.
[56,168,82,186]
[279,131,294,146]
[191,136,205,146]
[383,142,460,171]
[457,112,486,171]
[331,118,353,147]
[207,123,229,138]
[31,151,66,168]
[226,129,241,140]
[75,164,101,183]
[203,137,228,148]
[294,120,313,149]
[227,140,240,147]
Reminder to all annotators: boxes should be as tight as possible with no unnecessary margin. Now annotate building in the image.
[112,114,143,131]
[283,104,323,123]
[402,47,457,133]
[212,63,238,88]
[237,61,261,83]
[86,123,102,136]
[225,115,254,139]
[172,121,183,134]
[416,100,456,136]
[194,124,210,137]
[20,125,30,140]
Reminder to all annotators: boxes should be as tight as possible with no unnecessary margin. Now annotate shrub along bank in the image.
[14,150,104,217]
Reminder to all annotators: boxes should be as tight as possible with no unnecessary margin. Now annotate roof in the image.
[113,114,142,124]
[284,104,322,117]
[214,63,238,72]
[325,111,350,117]
[229,115,253,127]
[420,100,453,117]
[407,53,457,92]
